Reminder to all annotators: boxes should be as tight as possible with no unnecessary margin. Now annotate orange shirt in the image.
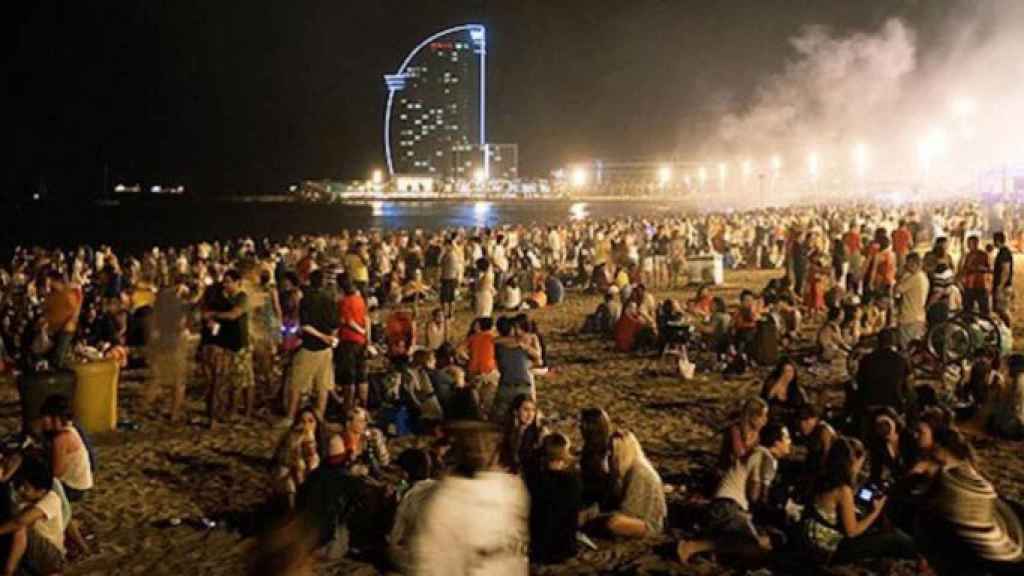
[892,228,912,255]
[872,250,896,288]
[843,231,862,256]
[466,331,496,375]
[44,287,82,333]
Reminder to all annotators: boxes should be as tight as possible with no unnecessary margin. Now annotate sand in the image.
[10,268,1021,576]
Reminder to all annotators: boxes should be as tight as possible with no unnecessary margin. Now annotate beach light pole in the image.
[853,142,867,196]
[808,151,820,205]
[570,165,588,192]
[657,164,672,190]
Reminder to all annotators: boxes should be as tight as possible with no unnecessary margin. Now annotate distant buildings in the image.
[384,25,486,178]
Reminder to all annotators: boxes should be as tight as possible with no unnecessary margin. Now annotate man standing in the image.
[893,253,928,348]
[146,276,188,423]
[992,231,1014,325]
[337,274,370,412]
[892,220,913,274]
[41,270,82,369]
[440,236,460,319]
[283,269,337,424]
[960,235,992,317]
[345,241,370,297]
[204,269,254,419]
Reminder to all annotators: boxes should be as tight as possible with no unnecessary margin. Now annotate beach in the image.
[12,268,1022,576]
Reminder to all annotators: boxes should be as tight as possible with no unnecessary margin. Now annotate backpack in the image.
[749,318,780,366]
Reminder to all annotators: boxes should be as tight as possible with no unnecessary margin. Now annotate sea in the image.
[1,197,696,255]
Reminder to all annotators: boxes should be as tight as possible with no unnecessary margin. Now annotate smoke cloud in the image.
[708,1,1024,199]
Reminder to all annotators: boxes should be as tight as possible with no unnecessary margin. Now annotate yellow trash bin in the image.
[71,359,120,434]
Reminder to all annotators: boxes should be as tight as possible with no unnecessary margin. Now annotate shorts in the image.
[704,498,759,544]
[227,346,255,390]
[898,322,926,347]
[288,348,334,396]
[24,530,65,576]
[440,279,458,304]
[993,286,1014,315]
[201,345,231,380]
[335,341,368,387]
[64,485,88,503]
[148,346,188,390]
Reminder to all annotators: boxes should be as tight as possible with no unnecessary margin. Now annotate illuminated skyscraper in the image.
[384,24,486,177]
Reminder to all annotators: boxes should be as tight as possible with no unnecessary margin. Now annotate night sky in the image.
[7,0,952,199]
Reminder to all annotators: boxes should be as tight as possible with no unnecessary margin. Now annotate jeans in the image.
[963,287,991,317]
[831,527,917,565]
[49,331,74,370]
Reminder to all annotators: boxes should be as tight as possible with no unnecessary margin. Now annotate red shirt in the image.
[614,313,643,352]
[338,294,367,345]
[892,227,912,255]
[962,249,992,290]
[385,311,414,357]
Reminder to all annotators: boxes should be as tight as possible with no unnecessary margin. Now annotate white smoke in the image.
[707,1,1024,200]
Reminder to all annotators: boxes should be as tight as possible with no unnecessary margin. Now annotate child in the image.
[527,433,582,564]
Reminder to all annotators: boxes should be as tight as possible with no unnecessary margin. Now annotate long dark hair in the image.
[815,436,865,494]
[933,427,977,466]
[763,357,799,397]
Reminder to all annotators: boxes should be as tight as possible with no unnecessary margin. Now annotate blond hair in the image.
[611,430,648,480]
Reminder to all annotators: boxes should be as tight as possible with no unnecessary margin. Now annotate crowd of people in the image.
[0,198,1023,575]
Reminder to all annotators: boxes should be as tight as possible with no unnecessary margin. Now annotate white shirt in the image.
[58,427,94,492]
[412,472,528,576]
[715,446,777,511]
[895,270,928,325]
[27,491,65,554]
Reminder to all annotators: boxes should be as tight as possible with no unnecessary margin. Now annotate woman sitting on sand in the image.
[760,357,809,426]
[498,394,546,476]
[989,353,1024,440]
[913,428,1024,575]
[272,407,325,508]
[599,430,666,538]
[799,436,920,566]
[718,397,769,471]
[614,302,655,353]
[579,408,615,514]
[867,410,909,486]
[499,276,523,311]
[342,406,390,477]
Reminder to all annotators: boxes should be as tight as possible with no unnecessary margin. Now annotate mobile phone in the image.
[857,488,874,502]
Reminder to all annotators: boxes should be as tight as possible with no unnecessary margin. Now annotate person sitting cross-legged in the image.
[677,422,793,566]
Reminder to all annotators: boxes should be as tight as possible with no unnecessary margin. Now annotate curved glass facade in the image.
[384,25,486,177]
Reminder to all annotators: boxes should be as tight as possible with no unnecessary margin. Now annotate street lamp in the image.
[570,166,588,188]
[807,152,820,180]
[853,143,868,179]
[657,164,672,187]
